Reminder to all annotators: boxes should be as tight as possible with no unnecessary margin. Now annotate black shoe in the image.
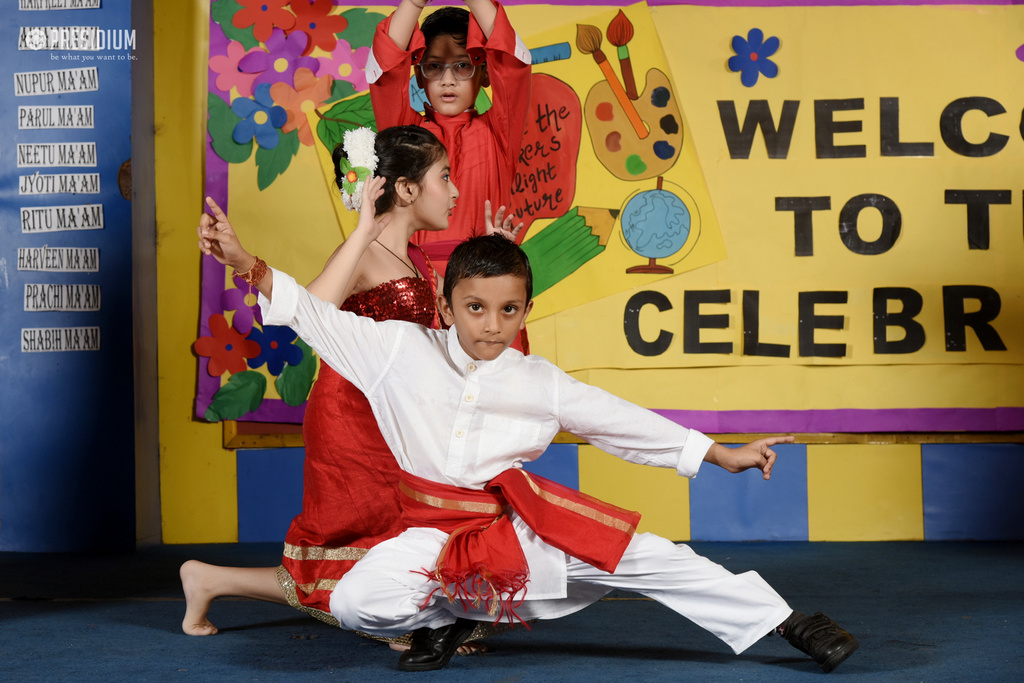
[782,611,859,673]
[397,618,478,672]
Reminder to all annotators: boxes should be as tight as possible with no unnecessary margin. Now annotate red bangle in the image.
[234,256,267,287]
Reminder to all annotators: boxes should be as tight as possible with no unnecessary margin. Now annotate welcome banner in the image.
[196,1,1023,433]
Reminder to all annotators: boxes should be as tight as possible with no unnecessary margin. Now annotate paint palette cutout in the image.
[584,68,682,181]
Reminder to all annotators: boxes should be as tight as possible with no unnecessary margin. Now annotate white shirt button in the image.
[465,394,474,402]
[456,429,465,438]
[467,363,477,372]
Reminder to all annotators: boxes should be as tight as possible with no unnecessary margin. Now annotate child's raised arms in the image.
[388,0,499,50]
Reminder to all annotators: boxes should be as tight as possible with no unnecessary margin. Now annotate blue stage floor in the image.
[2,541,1022,681]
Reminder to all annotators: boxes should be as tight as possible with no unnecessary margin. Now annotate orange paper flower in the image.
[269,67,333,146]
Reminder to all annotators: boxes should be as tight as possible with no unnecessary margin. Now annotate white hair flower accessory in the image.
[338,127,378,211]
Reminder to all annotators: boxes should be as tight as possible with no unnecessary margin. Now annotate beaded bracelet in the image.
[234,256,268,287]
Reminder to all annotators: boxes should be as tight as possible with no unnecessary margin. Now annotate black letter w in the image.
[717,100,800,159]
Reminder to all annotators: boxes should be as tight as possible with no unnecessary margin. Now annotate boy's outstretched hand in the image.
[484,199,524,242]
[196,197,252,273]
[704,436,795,480]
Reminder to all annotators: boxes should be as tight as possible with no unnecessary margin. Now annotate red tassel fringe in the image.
[415,565,530,627]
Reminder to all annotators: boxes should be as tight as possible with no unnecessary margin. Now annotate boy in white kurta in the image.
[197,187,859,674]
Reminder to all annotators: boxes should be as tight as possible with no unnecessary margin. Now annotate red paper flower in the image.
[270,67,333,146]
[233,0,296,43]
[289,0,347,56]
[195,313,262,377]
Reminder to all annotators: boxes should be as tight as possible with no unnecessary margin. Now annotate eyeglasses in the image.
[417,61,477,81]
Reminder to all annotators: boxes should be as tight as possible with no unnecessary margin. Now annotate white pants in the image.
[330,530,792,654]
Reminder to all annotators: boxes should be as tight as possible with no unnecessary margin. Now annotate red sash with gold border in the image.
[398,469,642,623]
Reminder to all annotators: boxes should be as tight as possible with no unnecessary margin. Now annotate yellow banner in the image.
[210,3,1023,426]
[532,4,1024,376]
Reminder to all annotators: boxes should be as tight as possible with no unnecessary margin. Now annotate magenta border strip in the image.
[360,1,1023,6]
[654,408,1024,434]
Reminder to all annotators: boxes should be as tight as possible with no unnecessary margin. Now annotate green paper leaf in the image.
[326,78,357,105]
[211,0,260,51]
[316,92,376,154]
[204,370,267,422]
[337,157,371,194]
[255,128,300,190]
[276,339,317,407]
[339,8,387,50]
[208,93,253,164]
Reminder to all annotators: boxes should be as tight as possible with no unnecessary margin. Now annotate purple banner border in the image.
[196,17,308,424]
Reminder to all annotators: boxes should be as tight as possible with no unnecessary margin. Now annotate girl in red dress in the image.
[183,126,519,643]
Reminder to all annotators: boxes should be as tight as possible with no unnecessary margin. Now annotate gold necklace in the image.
[374,239,420,278]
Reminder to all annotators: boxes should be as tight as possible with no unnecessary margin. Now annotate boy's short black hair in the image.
[444,235,533,303]
[421,6,471,48]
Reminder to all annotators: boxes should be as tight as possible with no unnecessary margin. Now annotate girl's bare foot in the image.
[180,560,219,636]
[180,562,285,636]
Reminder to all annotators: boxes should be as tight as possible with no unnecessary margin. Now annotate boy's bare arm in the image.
[703,437,795,480]
[464,0,498,38]
[388,0,430,50]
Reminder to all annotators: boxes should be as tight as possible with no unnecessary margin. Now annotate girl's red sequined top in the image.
[279,245,439,625]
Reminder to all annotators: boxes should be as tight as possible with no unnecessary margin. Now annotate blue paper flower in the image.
[728,28,780,88]
[246,324,303,375]
[231,83,287,149]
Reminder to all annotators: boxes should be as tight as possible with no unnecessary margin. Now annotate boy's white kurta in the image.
[262,270,792,653]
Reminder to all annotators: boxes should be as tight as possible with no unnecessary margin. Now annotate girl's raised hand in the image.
[484,199,524,242]
[196,197,252,272]
[353,176,392,242]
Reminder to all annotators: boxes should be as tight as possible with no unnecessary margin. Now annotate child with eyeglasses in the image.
[367,2,532,289]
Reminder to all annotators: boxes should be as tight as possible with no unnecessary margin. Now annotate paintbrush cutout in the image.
[576,23,648,139]
[607,10,638,101]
